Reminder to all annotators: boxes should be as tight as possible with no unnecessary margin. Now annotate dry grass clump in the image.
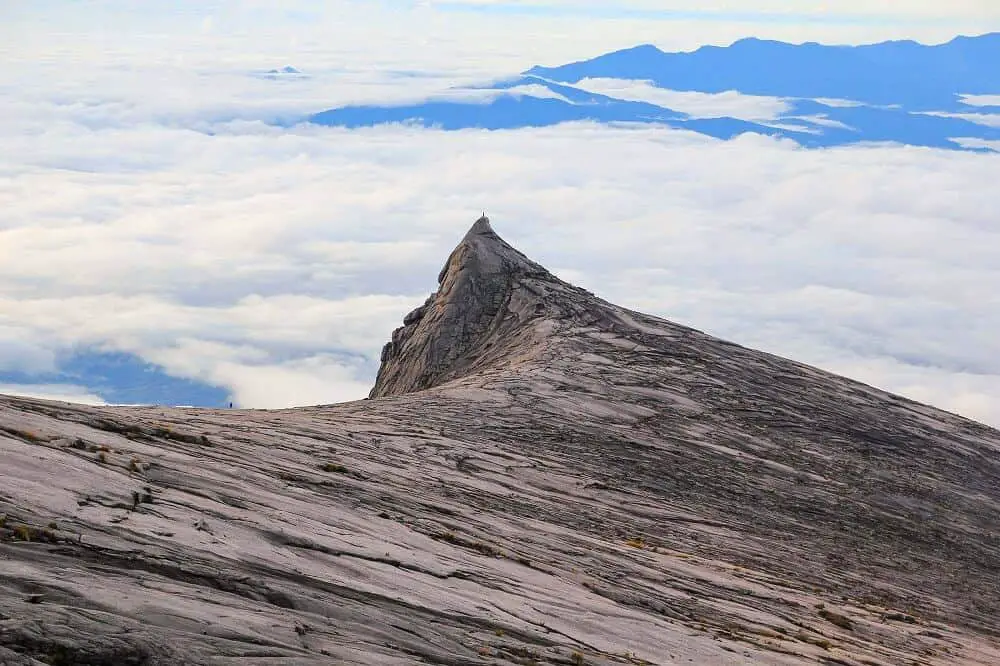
[795,631,832,649]
[818,608,854,631]
[431,531,501,557]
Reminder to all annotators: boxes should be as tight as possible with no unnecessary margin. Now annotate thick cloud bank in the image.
[1,4,998,425]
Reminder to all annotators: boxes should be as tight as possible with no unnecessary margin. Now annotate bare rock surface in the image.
[371,215,561,398]
[2,217,999,666]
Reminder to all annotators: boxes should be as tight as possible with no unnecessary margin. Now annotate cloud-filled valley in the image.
[1,5,998,425]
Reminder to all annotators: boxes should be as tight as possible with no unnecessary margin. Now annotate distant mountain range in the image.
[309,33,1000,151]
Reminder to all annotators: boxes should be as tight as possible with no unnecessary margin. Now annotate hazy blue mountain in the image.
[311,89,685,131]
[259,65,308,80]
[307,33,1000,151]
[528,35,1000,111]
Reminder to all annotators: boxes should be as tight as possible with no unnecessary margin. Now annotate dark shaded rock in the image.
[370,215,563,398]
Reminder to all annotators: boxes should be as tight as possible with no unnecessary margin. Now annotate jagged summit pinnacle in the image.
[469,213,492,234]
[369,216,576,399]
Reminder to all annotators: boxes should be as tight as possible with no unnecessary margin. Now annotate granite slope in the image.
[2,217,999,666]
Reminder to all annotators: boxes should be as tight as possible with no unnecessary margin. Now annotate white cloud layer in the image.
[960,94,1000,107]
[573,78,791,120]
[383,83,576,107]
[428,0,1000,21]
[0,384,108,406]
[1,2,999,426]
[920,111,1000,128]
[3,1,997,80]
[954,137,1000,151]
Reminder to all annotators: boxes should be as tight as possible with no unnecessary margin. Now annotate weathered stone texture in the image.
[1,217,999,665]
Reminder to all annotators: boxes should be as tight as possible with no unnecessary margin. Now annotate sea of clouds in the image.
[1,2,998,425]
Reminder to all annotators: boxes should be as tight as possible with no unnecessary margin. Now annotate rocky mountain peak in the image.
[464,212,495,236]
[369,215,566,398]
[3,214,1000,665]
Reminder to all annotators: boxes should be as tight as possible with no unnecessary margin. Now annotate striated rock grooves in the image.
[2,216,999,666]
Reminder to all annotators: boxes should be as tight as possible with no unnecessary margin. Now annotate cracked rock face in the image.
[370,216,564,398]
[2,217,1000,666]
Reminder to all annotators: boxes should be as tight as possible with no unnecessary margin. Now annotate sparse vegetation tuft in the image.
[431,530,501,557]
[93,419,144,437]
[1,426,44,443]
[795,631,832,649]
[884,611,917,624]
[818,609,854,631]
[152,426,211,445]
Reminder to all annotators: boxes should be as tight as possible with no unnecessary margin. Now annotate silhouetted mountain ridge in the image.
[308,32,1000,150]
[528,33,1000,110]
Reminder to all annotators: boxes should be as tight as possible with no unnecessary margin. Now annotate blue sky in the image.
[1,2,999,424]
